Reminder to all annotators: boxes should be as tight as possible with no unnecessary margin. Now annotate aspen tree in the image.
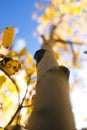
[28,35,76,130]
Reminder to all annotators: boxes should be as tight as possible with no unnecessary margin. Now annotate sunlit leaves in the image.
[34,0,87,74]
[2,26,14,49]
[0,71,19,127]
[45,7,56,18]
[40,14,49,23]
[24,54,36,78]
[35,0,87,45]
[0,26,37,128]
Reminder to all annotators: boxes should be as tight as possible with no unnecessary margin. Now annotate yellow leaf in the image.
[0,75,6,88]
[67,28,71,35]
[27,106,33,115]
[5,96,12,107]
[24,98,29,105]
[30,79,36,84]
[75,62,80,68]
[55,52,61,59]
[19,47,27,56]
[69,7,76,15]
[26,67,34,75]
[2,26,14,48]
[41,14,49,23]
[29,87,35,96]
[75,6,82,15]
[7,50,18,57]
[24,75,29,85]
[26,54,33,64]
[69,4,81,15]
[45,7,56,19]
[0,57,21,75]
[26,64,36,75]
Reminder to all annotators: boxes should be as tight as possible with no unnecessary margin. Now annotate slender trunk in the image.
[28,42,76,130]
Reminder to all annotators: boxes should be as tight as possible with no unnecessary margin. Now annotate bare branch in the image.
[41,35,46,43]
[22,104,32,108]
[55,38,83,45]
[70,43,77,65]
[50,25,57,40]
[5,76,32,128]
[5,104,22,127]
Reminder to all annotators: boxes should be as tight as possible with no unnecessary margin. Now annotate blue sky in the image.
[0,0,41,55]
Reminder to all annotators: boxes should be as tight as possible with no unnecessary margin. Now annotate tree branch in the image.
[70,43,77,65]
[55,38,82,45]
[22,104,32,108]
[5,76,32,128]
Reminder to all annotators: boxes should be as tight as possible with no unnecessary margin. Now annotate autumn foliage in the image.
[0,0,87,130]
[0,26,36,130]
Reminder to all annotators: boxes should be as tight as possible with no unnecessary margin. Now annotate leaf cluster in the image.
[0,26,36,129]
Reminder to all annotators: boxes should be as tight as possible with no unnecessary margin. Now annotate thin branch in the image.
[41,35,46,43]
[0,68,21,128]
[42,26,82,64]
[5,104,22,127]
[22,104,32,108]
[55,38,79,64]
[5,76,32,128]
[41,23,83,46]
[50,25,57,40]
[70,43,77,65]
[49,22,83,45]
[55,38,83,45]
[21,77,30,105]
[5,103,32,128]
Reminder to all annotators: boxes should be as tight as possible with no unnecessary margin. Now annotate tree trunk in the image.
[27,42,76,130]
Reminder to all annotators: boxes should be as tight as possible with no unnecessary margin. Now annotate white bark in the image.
[27,41,76,130]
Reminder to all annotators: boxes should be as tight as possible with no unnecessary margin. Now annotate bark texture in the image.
[28,42,76,130]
